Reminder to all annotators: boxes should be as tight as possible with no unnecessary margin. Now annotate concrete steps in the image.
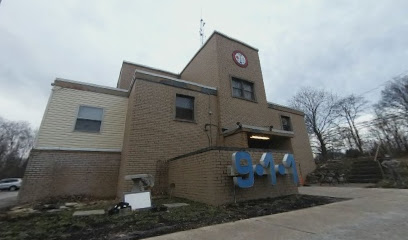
[350,168,382,174]
[348,159,383,183]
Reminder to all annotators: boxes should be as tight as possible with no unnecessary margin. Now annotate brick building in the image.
[19,31,315,205]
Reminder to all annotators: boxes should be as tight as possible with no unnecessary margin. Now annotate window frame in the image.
[73,105,105,133]
[230,76,256,102]
[1,179,17,183]
[280,115,293,132]
[174,94,196,122]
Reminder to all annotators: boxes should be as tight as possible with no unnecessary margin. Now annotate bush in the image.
[306,159,352,184]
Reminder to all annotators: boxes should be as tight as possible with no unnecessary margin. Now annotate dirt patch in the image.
[0,194,346,240]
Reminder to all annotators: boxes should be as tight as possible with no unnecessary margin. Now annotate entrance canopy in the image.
[222,124,294,151]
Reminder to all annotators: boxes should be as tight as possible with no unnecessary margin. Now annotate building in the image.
[19,31,315,205]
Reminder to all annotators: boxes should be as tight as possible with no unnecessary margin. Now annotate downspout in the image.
[208,93,213,147]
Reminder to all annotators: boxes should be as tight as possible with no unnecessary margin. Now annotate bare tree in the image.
[334,95,368,154]
[0,117,36,178]
[336,126,355,149]
[363,106,407,159]
[367,76,408,156]
[290,87,338,161]
[378,75,408,118]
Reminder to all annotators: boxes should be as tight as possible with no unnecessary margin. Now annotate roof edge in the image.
[213,31,259,52]
[168,146,291,162]
[180,31,259,75]
[135,70,217,90]
[267,102,305,116]
[222,124,294,138]
[129,70,217,96]
[53,78,129,97]
[123,60,180,77]
[34,147,121,153]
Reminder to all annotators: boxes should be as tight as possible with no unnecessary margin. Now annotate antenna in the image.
[199,12,206,46]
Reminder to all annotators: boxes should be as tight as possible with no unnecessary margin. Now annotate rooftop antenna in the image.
[199,10,206,46]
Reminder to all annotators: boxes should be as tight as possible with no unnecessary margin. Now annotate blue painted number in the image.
[232,151,254,188]
[282,154,299,184]
[259,153,277,185]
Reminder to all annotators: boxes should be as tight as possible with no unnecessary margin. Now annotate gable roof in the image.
[120,31,258,80]
[180,31,258,75]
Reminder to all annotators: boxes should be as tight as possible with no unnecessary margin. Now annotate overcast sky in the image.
[1,0,407,128]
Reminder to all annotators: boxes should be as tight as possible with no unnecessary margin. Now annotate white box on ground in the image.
[124,191,151,210]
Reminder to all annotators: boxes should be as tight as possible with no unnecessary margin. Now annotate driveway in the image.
[146,186,408,240]
[0,191,18,210]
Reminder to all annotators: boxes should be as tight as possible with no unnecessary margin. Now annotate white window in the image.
[74,106,103,133]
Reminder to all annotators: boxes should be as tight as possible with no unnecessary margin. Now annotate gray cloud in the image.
[1,0,407,127]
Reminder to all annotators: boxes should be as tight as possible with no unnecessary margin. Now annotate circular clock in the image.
[232,50,248,68]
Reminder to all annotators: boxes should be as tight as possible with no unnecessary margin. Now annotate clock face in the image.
[232,50,248,68]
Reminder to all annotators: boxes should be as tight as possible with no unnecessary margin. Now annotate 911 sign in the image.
[230,152,299,188]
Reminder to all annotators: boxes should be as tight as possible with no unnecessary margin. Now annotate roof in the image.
[122,61,180,78]
[53,69,218,97]
[121,31,259,78]
[180,31,258,75]
[131,70,217,95]
[267,102,305,116]
[53,78,128,97]
[212,31,259,51]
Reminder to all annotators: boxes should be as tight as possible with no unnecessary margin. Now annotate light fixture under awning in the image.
[249,135,270,140]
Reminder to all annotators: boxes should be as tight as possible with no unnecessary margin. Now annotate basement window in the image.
[175,95,194,121]
[281,116,292,131]
[232,77,255,101]
[74,106,103,133]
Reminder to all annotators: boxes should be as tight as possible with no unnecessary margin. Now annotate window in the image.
[74,106,103,132]
[0,179,17,183]
[231,77,255,101]
[281,116,292,131]
[175,95,194,121]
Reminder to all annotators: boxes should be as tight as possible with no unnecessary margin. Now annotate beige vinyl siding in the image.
[36,86,128,150]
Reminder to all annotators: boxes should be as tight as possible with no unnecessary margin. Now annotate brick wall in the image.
[263,109,316,179]
[19,150,121,203]
[116,33,315,198]
[289,114,316,179]
[180,35,219,87]
[168,148,298,205]
[117,79,219,197]
[215,34,270,129]
[24,33,315,204]
[179,33,315,178]
[223,132,248,148]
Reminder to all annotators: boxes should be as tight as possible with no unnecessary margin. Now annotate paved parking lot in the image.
[0,191,18,210]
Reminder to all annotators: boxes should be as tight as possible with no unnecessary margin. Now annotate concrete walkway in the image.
[146,187,408,240]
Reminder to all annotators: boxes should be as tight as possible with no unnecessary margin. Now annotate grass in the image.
[0,194,345,240]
